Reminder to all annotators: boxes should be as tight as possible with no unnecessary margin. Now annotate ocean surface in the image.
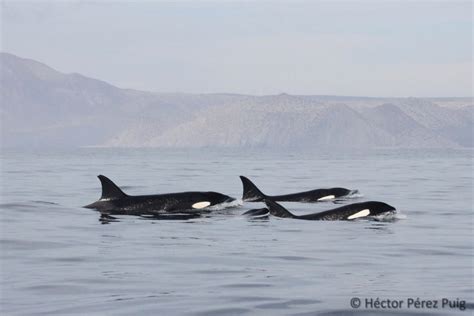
[1,148,472,315]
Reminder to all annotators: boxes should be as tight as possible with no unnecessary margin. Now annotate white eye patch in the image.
[317,195,335,201]
[347,209,370,220]
[192,201,211,209]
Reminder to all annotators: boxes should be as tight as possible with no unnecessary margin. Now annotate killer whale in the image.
[259,199,396,221]
[240,176,355,203]
[84,175,235,215]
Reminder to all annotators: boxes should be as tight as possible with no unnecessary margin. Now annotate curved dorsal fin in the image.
[239,176,267,201]
[98,175,127,200]
[264,199,296,218]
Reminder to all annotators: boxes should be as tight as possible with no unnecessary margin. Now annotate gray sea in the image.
[1,148,472,315]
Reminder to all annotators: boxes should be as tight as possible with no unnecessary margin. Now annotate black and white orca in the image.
[257,199,396,221]
[84,175,236,215]
[240,176,355,203]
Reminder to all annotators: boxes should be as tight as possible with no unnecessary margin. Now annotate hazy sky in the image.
[1,1,472,97]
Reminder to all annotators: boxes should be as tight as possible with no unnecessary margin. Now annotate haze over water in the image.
[1,148,472,315]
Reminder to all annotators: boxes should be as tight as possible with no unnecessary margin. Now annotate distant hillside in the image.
[0,52,190,147]
[1,52,472,148]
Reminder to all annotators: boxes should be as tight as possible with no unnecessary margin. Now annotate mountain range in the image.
[1,52,472,149]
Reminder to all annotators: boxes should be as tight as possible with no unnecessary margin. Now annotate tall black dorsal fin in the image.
[240,176,267,201]
[98,175,127,200]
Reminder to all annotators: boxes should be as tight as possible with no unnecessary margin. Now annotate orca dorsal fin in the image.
[240,176,267,201]
[98,175,127,200]
[264,199,297,218]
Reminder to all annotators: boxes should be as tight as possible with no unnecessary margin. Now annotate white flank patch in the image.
[317,195,336,201]
[347,209,370,220]
[192,201,211,209]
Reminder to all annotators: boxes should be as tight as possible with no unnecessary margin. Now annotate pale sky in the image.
[1,0,472,97]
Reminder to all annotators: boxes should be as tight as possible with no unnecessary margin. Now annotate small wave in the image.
[0,202,40,212]
[0,201,61,212]
[347,190,364,199]
[393,212,408,220]
[333,191,363,204]
[99,212,202,224]
[371,211,407,222]
[30,200,60,205]
[206,199,243,210]
[242,208,270,219]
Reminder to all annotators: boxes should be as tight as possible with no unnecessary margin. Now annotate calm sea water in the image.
[1,148,472,315]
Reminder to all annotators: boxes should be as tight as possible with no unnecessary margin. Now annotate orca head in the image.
[364,201,396,215]
[345,201,396,220]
